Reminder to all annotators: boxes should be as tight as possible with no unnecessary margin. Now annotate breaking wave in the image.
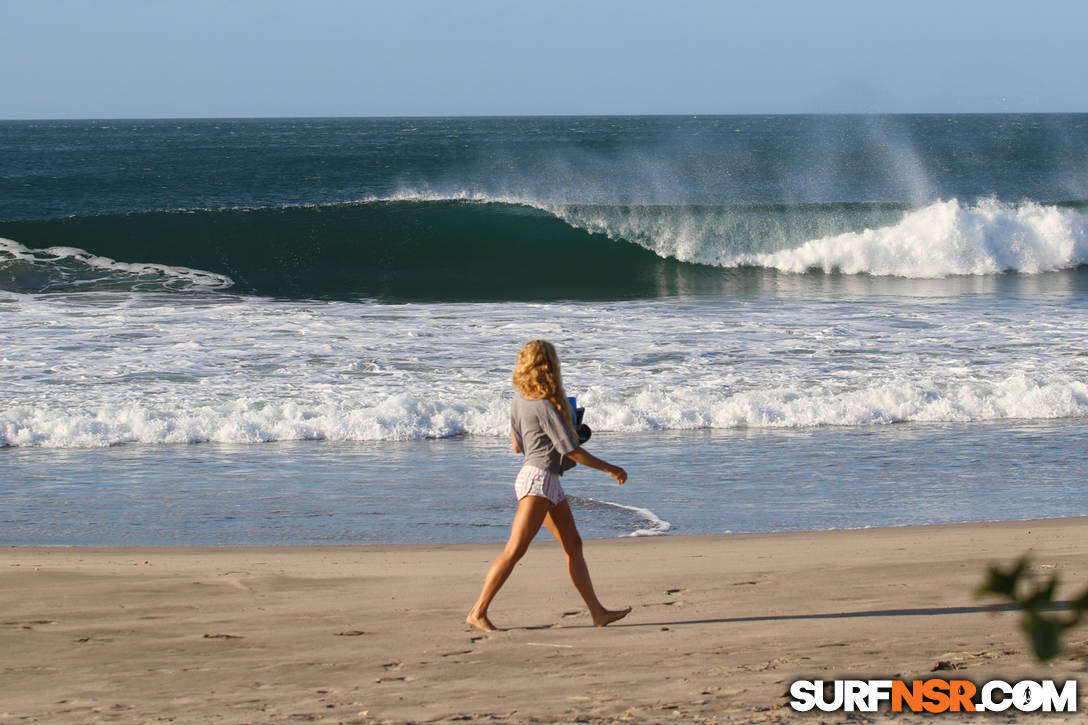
[1,196,1085,300]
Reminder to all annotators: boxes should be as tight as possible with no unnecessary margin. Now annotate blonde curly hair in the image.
[512,340,575,434]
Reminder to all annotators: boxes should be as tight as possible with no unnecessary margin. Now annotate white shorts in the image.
[514,465,566,506]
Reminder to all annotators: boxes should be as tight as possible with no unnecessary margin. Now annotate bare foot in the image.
[466,611,502,632]
[592,606,631,627]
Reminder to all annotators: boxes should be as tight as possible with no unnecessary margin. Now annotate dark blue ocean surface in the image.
[4,115,1088,220]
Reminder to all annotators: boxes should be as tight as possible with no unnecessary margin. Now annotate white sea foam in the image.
[746,199,1088,277]
[0,237,234,292]
[569,497,672,538]
[620,503,673,537]
[7,373,1087,448]
[3,284,1088,448]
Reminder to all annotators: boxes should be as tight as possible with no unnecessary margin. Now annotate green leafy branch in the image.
[977,556,1088,662]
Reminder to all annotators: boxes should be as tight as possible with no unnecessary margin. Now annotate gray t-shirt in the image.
[510,392,579,475]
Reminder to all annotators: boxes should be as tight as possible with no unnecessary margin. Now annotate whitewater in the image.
[4,264,1088,449]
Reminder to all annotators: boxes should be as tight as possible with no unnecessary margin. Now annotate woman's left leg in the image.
[467,495,552,632]
[543,499,631,627]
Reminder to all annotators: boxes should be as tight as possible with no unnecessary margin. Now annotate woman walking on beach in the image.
[467,340,631,632]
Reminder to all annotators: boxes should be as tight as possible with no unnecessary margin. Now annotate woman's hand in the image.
[609,466,628,485]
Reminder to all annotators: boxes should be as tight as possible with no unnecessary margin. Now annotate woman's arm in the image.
[566,447,627,485]
[510,430,521,454]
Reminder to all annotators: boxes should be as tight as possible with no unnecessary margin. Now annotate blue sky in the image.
[2,0,1085,119]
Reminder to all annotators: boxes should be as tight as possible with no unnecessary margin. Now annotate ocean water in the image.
[2,115,1088,545]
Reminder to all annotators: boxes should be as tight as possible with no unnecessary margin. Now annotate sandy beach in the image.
[3,518,1087,724]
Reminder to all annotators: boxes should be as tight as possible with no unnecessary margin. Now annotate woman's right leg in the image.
[467,495,552,632]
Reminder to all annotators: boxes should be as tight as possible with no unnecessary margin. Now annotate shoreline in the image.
[5,512,1087,549]
[3,518,1087,723]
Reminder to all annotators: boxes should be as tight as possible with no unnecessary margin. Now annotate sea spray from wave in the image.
[5,115,1087,222]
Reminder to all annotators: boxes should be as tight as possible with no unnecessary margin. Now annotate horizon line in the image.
[4,110,1088,123]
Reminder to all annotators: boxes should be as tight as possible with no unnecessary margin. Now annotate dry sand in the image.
[2,518,1087,724]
